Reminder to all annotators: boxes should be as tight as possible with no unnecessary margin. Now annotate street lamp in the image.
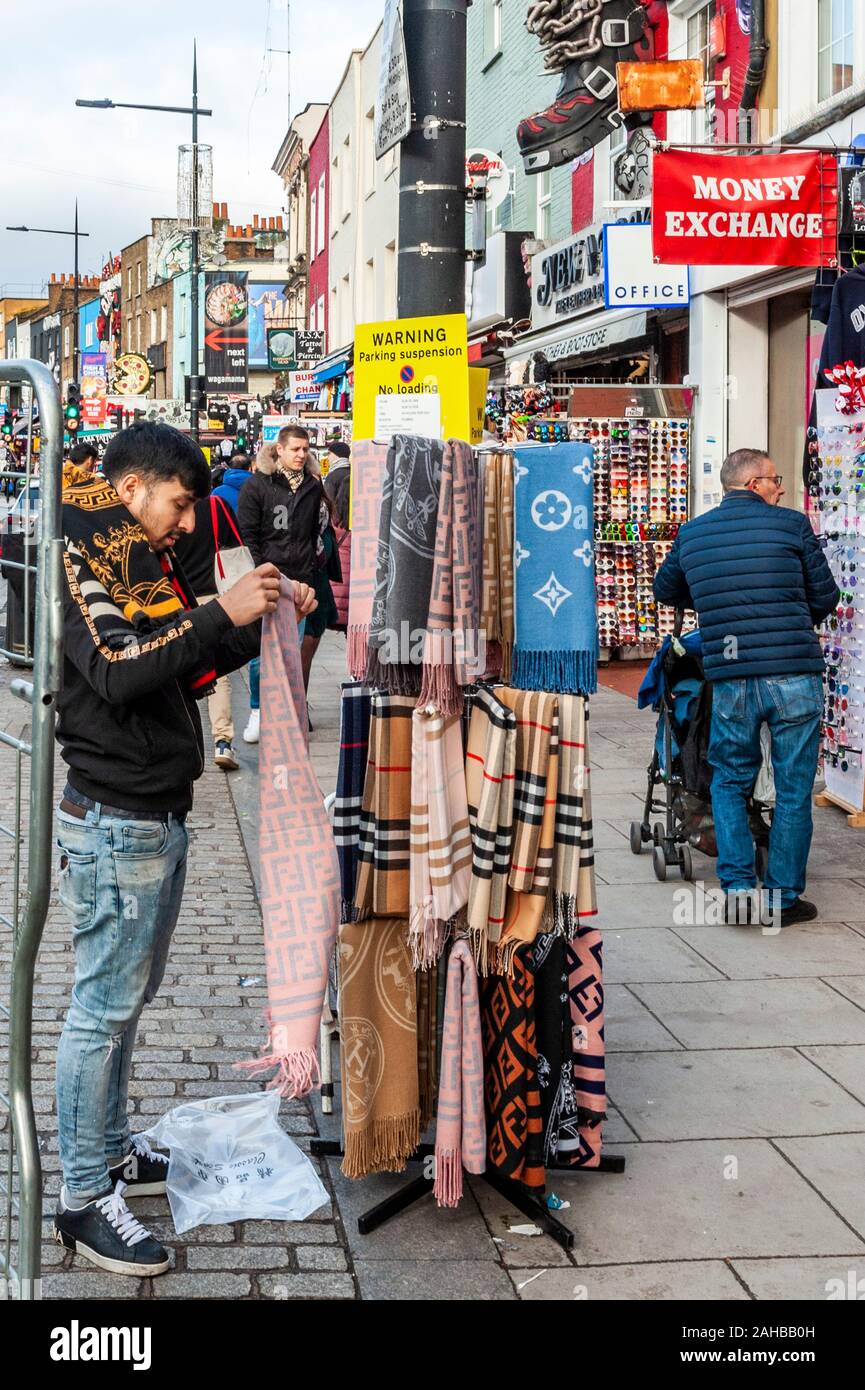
[7,203,90,386]
[76,44,212,440]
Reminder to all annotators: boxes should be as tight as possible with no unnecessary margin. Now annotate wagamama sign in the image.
[652,150,837,269]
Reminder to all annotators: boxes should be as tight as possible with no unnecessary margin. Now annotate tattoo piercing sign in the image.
[652,150,838,268]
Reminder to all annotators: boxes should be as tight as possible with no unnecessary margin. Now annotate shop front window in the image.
[818,0,854,101]
[687,1,716,145]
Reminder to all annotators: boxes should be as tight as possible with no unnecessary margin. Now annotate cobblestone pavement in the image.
[3,622,865,1300]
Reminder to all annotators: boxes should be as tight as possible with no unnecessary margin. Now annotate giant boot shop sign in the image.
[204,272,249,392]
[652,150,838,268]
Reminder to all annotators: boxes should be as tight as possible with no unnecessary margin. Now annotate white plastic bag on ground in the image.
[144,1091,328,1234]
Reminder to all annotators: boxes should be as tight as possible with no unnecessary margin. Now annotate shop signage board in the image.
[289,371,319,403]
[652,150,838,267]
[375,0,411,160]
[604,223,689,308]
[531,211,649,330]
[204,272,249,392]
[262,412,300,443]
[353,313,470,442]
[267,327,297,370]
[466,148,510,213]
[540,311,647,363]
[80,351,109,426]
[295,330,325,362]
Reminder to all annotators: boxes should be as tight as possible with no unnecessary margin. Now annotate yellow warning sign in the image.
[353,313,470,442]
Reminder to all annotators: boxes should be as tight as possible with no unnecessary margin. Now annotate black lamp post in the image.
[6,203,90,385]
[76,45,212,439]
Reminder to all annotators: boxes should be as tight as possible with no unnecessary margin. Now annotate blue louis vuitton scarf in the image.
[511,441,597,695]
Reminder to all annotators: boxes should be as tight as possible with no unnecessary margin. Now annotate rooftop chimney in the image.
[253,213,260,229]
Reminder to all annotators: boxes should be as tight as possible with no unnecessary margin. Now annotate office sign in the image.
[604,223,689,308]
[204,272,249,392]
[375,0,411,159]
[652,150,838,267]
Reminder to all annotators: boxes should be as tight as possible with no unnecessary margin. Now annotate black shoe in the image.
[777,897,819,928]
[108,1133,169,1197]
[54,1182,171,1276]
[214,740,239,770]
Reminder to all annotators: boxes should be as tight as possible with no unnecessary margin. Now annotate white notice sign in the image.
[375,0,411,159]
[604,222,690,309]
[374,392,441,440]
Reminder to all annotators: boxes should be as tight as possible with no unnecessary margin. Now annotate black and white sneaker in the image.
[214,740,239,770]
[54,1181,171,1276]
[108,1133,169,1197]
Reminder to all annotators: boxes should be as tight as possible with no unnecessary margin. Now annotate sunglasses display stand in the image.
[811,390,865,827]
[560,412,693,660]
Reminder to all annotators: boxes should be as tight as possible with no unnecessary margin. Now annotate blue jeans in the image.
[708,674,823,908]
[55,804,189,1197]
[248,657,260,711]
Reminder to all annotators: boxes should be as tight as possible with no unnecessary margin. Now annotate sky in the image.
[0,0,384,294]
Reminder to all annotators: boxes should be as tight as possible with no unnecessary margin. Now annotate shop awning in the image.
[313,345,352,384]
[501,308,648,364]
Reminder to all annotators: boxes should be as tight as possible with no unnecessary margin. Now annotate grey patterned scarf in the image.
[366,434,443,694]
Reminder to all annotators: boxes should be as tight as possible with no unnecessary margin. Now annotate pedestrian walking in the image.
[323,442,351,633]
[52,421,316,1277]
[654,448,839,926]
[237,424,339,693]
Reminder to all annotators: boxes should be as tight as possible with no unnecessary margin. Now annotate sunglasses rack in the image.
[810,409,865,826]
[566,414,692,657]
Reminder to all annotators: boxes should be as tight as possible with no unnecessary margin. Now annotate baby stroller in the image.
[629,616,773,882]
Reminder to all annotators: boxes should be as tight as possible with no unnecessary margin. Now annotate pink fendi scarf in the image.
[237,578,341,1098]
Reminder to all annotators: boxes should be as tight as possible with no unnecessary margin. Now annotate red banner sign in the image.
[652,150,837,268]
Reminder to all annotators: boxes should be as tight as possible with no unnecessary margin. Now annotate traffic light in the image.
[0,413,12,440]
[235,427,248,451]
[65,384,82,435]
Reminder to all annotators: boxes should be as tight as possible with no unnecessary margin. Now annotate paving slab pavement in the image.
[5,626,865,1300]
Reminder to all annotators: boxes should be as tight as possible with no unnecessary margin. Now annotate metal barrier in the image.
[0,361,64,1300]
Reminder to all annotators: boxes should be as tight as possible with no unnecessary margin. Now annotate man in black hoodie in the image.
[52,422,315,1278]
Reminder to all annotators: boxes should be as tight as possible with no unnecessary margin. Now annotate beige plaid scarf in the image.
[339,916,420,1178]
[465,686,516,969]
[409,708,472,970]
[353,694,415,920]
[553,695,597,934]
[492,688,559,976]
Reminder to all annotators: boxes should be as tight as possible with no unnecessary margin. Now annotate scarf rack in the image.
[328,436,625,1262]
[310,1137,625,1251]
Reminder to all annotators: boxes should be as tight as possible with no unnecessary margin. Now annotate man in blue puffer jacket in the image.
[654,448,839,927]
[212,452,252,515]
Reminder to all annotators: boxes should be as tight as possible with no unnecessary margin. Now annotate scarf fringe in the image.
[432,1148,463,1208]
[365,647,423,696]
[347,626,368,682]
[408,903,452,971]
[511,647,597,696]
[234,1044,320,1100]
[417,661,461,718]
[341,1109,421,1179]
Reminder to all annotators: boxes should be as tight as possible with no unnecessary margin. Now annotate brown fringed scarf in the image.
[553,695,598,934]
[353,694,415,920]
[479,452,515,681]
[339,917,420,1178]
